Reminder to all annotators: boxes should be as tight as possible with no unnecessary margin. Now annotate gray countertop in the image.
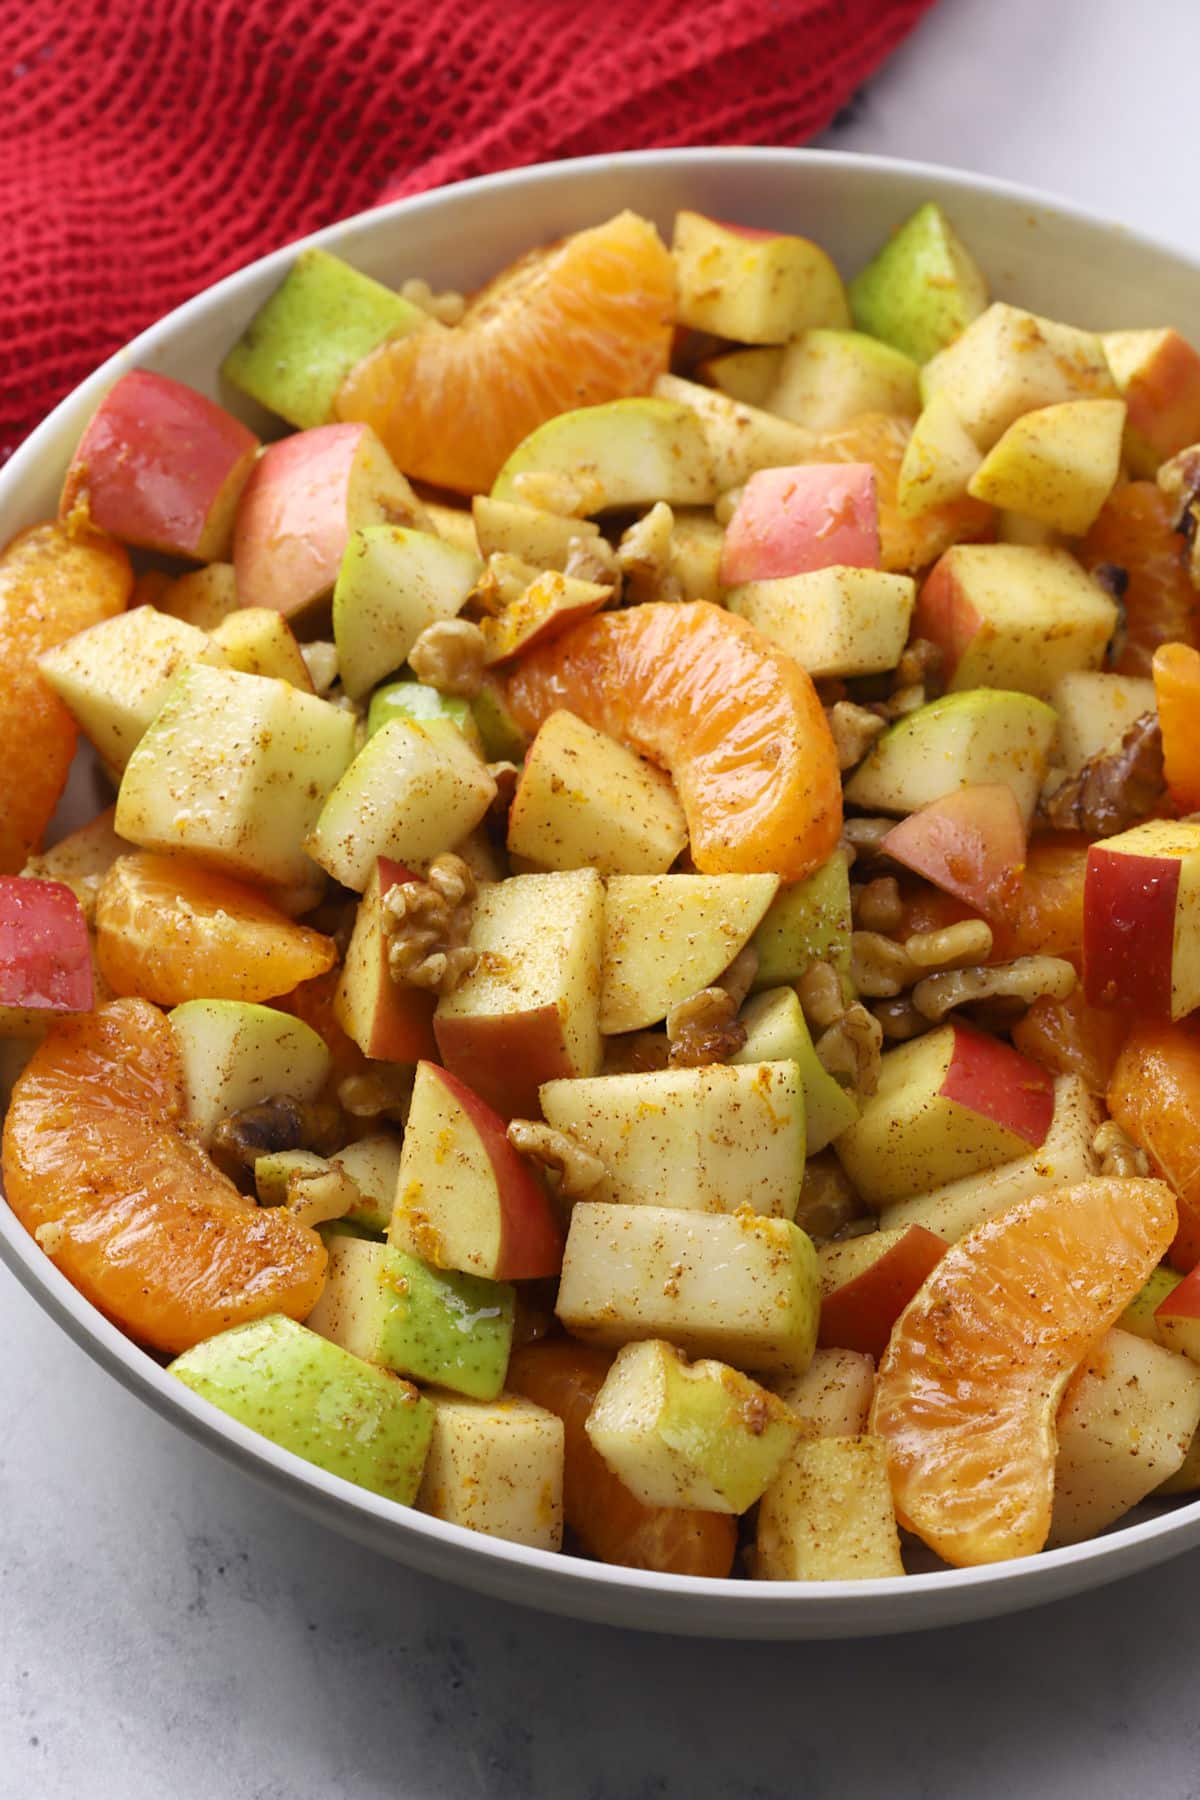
[6,1,1200,1794]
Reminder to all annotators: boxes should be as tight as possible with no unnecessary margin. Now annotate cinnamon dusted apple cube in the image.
[755,1436,904,1581]
[670,211,850,343]
[1083,820,1200,1019]
[1103,329,1200,476]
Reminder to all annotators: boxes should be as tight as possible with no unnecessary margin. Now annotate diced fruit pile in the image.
[9,198,1200,1585]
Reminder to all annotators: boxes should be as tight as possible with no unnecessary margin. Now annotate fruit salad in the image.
[7,198,1200,1582]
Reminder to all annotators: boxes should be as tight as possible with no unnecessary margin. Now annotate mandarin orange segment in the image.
[1011,983,1127,1097]
[335,211,675,495]
[1,998,327,1353]
[871,1177,1176,1566]
[95,852,336,1006]
[1152,640,1200,811]
[997,832,1090,961]
[507,1339,737,1577]
[1108,1021,1200,1272]
[0,521,131,872]
[817,412,993,573]
[1080,481,1198,676]
[506,600,842,881]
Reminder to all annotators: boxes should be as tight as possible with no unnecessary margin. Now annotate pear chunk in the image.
[491,397,717,511]
[848,201,988,363]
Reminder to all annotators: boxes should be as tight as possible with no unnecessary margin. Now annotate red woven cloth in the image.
[0,0,935,459]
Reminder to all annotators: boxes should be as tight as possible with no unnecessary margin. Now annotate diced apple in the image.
[1084,820,1200,1019]
[600,872,778,1034]
[913,545,1118,699]
[1103,329,1200,476]
[329,1133,404,1236]
[167,998,331,1146]
[478,566,611,665]
[1048,1327,1200,1547]
[844,687,1058,826]
[1052,670,1157,773]
[731,987,858,1155]
[767,1346,874,1437]
[1154,1260,1200,1363]
[585,1338,801,1512]
[720,464,879,585]
[507,709,687,877]
[539,1061,804,1218]
[817,1224,947,1358]
[115,665,356,889]
[755,1435,904,1580]
[306,717,495,891]
[848,201,988,364]
[234,421,429,620]
[920,303,1117,450]
[22,808,129,926]
[879,1073,1101,1241]
[333,859,438,1064]
[332,524,481,699]
[60,369,259,560]
[880,783,1026,918]
[670,211,850,342]
[38,606,227,772]
[835,1021,1054,1205]
[670,508,725,603]
[305,1233,515,1400]
[160,562,240,631]
[472,495,601,570]
[491,397,717,510]
[1120,1266,1183,1345]
[221,247,431,431]
[0,876,93,1035]
[210,607,314,691]
[556,1202,820,1375]
[365,678,481,752]
[698,346,784,409]
[726,565,914,679]
[896,393,984,516]
[434,870,604,1118]
[768,330,922,433]
[652,373,816,492]
[417,1392,564,1549]
[967,399,1125,535]
[391,1060,562,1280]
[750,854,852,990]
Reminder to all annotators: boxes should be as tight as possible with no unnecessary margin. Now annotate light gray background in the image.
[6,1,1200,1794]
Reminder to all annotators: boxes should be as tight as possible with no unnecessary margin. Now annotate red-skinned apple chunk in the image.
[59,370,259,561]
[391,1061,562,1281]
[818,1224,948,1360]
[719,464,879,586]
[0,876,93,1035]
[1084,821,1200,1020]
[333,859,437,1063]
[880,784,1025,919]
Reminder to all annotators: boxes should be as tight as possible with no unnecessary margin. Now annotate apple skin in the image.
[719,464,879,585]
[0,876,93,1032]
[818,1224,948,1359]
[910,552,979,684]
[334,858,437,1063]
[60,370,259,561]
[1110,330,1200,476]
[880,783,1025,919]
[480,571,609,665]
[233,422,384,618]
[401,1061,563,1281]
[1155,1263,1200,1362]
[434,1004,580,1122]
[940,1021,1055,1145]
[1083,844,1177,1017]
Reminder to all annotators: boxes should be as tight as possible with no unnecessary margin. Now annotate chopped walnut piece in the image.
[487,760,520,817]
[337,1067,413,1124]
[617,502,682,604]
[512,468,606,517]
[894,637,944,694]
[209,1094,344,1182]
[408,618,487,698]
[384,852,478,995]
[564,533,621,594]
[850,930,913,998]
[903,919,995,972]
[815,1003,882,1098]
[1158,444,1200,587]
[840,816,895,869]
[793,1152,869,1244]
[911,955,1076,1023]
[1040,712,1165,838]
[1092,1120,1151,1178]
[827,701,887,771]
[797,961,845,1033]
[872,995,929,1041]
[666,987,746,1068]
[258,1157,362,1229]
[399,276,466,325]
[507,1119,607,1198]
[852,876,903,933]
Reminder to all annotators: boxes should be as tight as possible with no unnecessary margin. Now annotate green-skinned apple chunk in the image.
[333,525,482,700]
[651,374,816,492]
[417,1393,564,1549]
[366,679,481,750]
[491,397,717,511]
[843,687,1057,826]
[168,999,331,1146]
[848,202,988,364]
[731,987,858,1155]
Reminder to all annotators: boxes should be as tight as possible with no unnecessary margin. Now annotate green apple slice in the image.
[365,677,481,749]
[491,397,717,511]
[732,987,858,1155]
[600,872,778,1034]
[652,373,815,491]
[168,999,332,1147]
[750,855,852,990]
[848,202,988,364]
[843,687,1058,825]
[967,398,1126,535]
[768,330,921,432]
[333,524,482,700]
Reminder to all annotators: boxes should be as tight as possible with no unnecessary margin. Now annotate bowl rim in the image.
[4,142,1200,1630]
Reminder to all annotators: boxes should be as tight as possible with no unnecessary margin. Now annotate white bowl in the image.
[4,147,1200,1640]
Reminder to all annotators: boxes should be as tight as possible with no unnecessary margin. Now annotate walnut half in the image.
[507,1120,607,1198]
[384,853,479,996]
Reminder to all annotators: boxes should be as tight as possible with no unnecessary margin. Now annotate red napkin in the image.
[0,0,935,459]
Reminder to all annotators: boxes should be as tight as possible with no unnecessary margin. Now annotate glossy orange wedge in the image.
[1152,640,1200,811]
[817,412,993,574]
[95,852,336,1006]
[1080,481,1198,676]
[2,998,327,1353]
[871,1177,1176,1566]
[0,521,131,872]
[1011,983,1127,1098]
[506,600,841,880]
[1109,1021,1200,1273]
[336,211,675,494]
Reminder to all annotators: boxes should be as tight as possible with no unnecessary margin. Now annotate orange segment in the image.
[0,521,131,872]
[506,600,841,881]
[95,852,335,1006]
[1109,1021,1200,1272]
[871,1177,1176,1566]
[1152,640,1200,811]
[1011,983,1127,1097]
[336,211,675,495]
[1080,481,1198,676]
[507,1339,737,1577]
[817,412,993,573]
[996,832,1090,961]
[1,997,326,1353]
